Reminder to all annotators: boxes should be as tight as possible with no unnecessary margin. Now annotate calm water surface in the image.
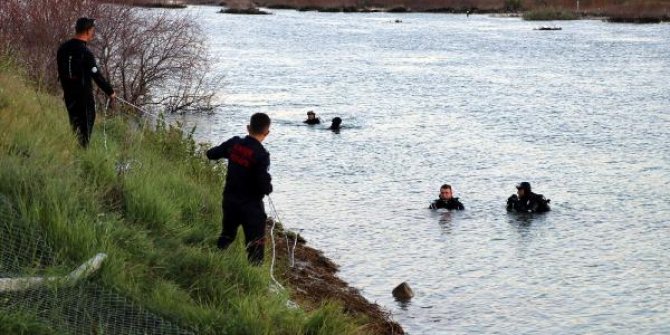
[169,6,669,334]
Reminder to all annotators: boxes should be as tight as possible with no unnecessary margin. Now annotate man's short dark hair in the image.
[516,182,531,191]
[440,184,452,190]
[249,113,271,134]
[75,17,95,34]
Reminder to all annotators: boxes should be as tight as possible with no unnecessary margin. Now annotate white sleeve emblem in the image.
[91,67,98,74]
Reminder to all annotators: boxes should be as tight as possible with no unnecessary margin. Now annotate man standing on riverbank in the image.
[57,17,115,148]
[206,113,273,265]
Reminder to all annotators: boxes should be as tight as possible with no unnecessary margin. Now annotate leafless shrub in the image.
[0,0,220,113]
[0,0,96,88]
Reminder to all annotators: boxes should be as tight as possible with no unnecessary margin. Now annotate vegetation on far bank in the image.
[522,6,579,20]
[129,1,188,8]
[160,0,670,22]
[0,58,379,334]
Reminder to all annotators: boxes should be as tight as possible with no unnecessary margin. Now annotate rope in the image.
[103,99,111,150]
[116,96,153,134]
[291,229,299,268]
[267,195,291,265]
[267,195,305,293]
[115,96,152,116]
[267,196,304,268]
[100,96,149,152]
[115,96,155,133]
[267,195,299,268]
[109,97,155,171]
[267,198,284,291]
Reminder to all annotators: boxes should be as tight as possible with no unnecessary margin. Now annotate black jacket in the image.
[429,198,465,210]
[207,136,272,204]
[506,192,551,213]
[57,38,114,102]
[303,118,321,125]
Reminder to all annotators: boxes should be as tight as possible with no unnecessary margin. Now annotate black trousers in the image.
[218,200,267,265]
[65,96,95,147]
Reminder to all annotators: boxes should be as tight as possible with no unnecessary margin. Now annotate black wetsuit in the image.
[303,118,321,125]
[329,117,342,131]
[506,192,551,213]
[57,38,114,147]
[207,135,272,265]
[429,198,465,210]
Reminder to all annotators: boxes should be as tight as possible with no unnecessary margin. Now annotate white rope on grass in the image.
[66,253,108,281]
[1,208,193,334]
[0,253,107,293]
[290,229,301,268]
[267,200,284,291]
[267,195,299,268]
[267,195,292,265]
[284,232,290,262]
[103,98,111,150]
[266,197,304,310]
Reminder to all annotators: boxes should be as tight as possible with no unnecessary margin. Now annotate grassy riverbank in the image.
[0,60,400,334]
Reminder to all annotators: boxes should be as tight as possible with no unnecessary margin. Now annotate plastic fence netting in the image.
[0,194,194,335]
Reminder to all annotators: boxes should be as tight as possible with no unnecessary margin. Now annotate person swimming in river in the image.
[506,182,550,213]
[329,117,342,131]
[429,184,465,210]
[303,110,321,125]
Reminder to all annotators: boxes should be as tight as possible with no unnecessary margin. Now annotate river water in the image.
[167,6,669,334]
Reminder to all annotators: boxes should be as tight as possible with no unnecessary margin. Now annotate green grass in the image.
[0,58,362,334]
[523,7,579,20]
[0,311,57,335]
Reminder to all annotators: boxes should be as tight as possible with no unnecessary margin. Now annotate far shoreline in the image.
[130,0,670,23]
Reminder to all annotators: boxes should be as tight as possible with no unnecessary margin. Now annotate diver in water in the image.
[429,184,465,210]
[329,117,342,131]
[303,110,321,125]
[506,182,551,213]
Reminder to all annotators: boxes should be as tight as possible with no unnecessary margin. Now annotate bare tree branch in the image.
[0,0,221,113]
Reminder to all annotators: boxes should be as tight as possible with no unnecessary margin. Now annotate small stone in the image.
[392,281,414,301]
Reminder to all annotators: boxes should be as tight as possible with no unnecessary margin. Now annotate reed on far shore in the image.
[523,6,579,20]
[127,0,188,8]
[602,1,670,23]
[205,0,670,22]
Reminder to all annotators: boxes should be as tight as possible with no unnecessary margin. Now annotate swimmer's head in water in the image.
[516,182,531,197]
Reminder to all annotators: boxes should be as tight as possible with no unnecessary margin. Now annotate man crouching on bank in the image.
[207,113,273,265]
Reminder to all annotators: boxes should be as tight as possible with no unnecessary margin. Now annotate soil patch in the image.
[267,220,405,334]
